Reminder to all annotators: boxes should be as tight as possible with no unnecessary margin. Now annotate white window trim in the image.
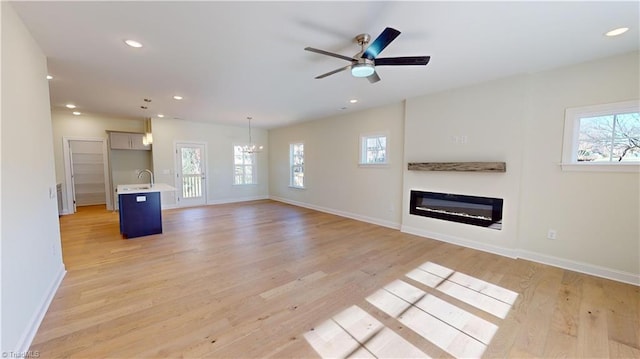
[289,142,305,189]
[561,100,640,173]
[359,132,389,166]
[232,144,258,185]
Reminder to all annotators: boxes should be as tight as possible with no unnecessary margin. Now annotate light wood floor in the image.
[30,200,639,358]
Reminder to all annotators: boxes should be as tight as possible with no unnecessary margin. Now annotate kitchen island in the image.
[117,183,176,239]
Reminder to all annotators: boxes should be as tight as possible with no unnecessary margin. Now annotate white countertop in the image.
[117,183,177,195]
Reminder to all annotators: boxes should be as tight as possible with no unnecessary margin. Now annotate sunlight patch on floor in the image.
[407,262,518,319]
[304,305,429,359]
[304,262,518,358]
[367,280,498,358]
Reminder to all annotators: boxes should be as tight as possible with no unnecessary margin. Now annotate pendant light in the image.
[142,118,153,146]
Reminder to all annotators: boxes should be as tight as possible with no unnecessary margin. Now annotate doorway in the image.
[176,142,207,207]
[63,137,111,214]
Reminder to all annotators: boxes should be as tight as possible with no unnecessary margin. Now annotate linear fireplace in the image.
[410,190,503,230]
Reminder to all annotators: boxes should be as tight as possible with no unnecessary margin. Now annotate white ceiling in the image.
[10,1,639,129]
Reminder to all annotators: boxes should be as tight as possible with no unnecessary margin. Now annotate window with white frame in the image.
[562,100,639,172]
[360,134,388,165]
[233,145,257,185]
[290,143,304,188]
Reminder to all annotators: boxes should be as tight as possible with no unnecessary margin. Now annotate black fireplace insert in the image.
[410,190,503,230]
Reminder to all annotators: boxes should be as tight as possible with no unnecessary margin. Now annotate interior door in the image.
[176,143,207,207]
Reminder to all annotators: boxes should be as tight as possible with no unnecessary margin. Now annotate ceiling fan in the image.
[304,27,430,83]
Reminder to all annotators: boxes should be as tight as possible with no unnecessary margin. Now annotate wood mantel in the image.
[407,162,506,172]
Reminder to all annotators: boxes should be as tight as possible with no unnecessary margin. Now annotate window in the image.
[233,145,256,185]
[562,100,639,172]
[290,143,304,188]
[360,134,388,165]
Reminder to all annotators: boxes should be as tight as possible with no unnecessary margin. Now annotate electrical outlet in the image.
[547,229,557,240]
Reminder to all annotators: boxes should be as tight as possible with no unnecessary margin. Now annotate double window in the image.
[233,145,257,185]
[290,143,304,188]
[562,100,639,172]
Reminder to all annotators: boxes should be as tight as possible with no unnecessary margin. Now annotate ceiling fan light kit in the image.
[351,63,375,77]
[305,27,430,83]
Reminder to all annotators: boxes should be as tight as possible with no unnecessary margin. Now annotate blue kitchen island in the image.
[117,183,176,239]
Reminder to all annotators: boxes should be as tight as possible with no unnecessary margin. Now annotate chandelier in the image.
[242,117,263,153]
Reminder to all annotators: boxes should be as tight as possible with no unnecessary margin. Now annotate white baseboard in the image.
[518,249,640,286]
[270,196,401,230]
[166,196,640,286]
[401,225,519,259]
[15,264,66,353]
[402,225,639,286]
[207,195,269,206]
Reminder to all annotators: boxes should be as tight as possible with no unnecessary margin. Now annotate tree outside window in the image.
[290,143,304,188]
[360,134,388,165]
[233,145,256,185]
[577,112,639,162]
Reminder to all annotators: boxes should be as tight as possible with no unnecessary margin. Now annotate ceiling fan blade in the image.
[362,27,401,59]
[305,47,357,62]
[314,64,352,79]
[374,56,431,66]
[367,71,381,84]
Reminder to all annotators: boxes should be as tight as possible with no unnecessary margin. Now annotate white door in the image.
[176,143,207,207]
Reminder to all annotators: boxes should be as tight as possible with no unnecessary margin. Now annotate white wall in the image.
[1,3,65,352]
[51,111,147,211]
[518,52,639,279]
[51,110,145,184]
[110,149,153,210]
[402,51,639,283]
[269,103,405,228]
[402,75,527,254]
[151,118,269,207]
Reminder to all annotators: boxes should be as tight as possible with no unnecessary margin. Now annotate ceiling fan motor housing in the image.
[305,27,430,83]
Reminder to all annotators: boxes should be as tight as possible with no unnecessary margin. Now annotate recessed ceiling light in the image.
[605,27,629,37]
[46,75,53,80]
[157,114,165,118]
[72,111,81,116]
[124,39,143,48]
[65,104,76,109]
[173,95,183,100]
[349,99,358,104]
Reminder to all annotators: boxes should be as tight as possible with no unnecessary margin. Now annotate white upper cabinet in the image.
[110,132,151,151]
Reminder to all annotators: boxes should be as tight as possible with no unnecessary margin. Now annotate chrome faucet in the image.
[138,169,154,187]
